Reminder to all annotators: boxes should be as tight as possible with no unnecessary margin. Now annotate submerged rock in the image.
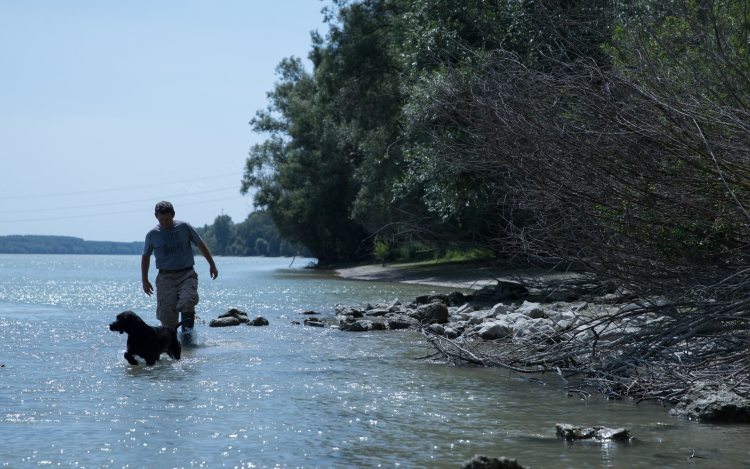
[339,319,373,331]
[669,381,750,423]
[249,317,269,326]
[209,316,241,327]
[210,309,250,327]
[556,423,632,441]
[459,454,529,469]
[304,318,325,327]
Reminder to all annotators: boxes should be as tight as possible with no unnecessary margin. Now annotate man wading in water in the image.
[142,201,218,343]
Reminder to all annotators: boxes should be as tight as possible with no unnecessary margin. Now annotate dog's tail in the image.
[173,318,194,330]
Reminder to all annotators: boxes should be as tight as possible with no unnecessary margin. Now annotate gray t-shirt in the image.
[142,220,203,270]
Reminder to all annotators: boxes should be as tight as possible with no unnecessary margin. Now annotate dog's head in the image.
[109,311,144,334]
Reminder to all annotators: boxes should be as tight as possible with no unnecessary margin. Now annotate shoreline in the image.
[333,259,552,291]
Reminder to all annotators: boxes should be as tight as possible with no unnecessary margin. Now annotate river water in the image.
[0,254,748,468]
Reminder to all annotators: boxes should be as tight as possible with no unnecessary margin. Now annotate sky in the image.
[0,1,329,242]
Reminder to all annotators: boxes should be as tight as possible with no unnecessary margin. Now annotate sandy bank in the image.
[334,260,566,292]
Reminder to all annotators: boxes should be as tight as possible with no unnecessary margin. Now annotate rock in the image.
[443,327,459,339]
[209,316,241,327]
[556,423,632,441]
[291,320,301,325]
[249,317,269,326]
[467,310,493,325]
[339,320,373,332]
[517,301,545,319]
[416,294,448,305]
[364,303,376,310]
[460,454,529,469]
[299,310,320,315]
[450,312,472,322]
[473,281,529,301]
[386,314,419,330]
[217,308,249,323]
[365,308,390,317]
[409,302,450,323]
[669,381,750,422]
[335,305,364,317]
[386,298,402,312]
[490,303,511,316]
[304,318,325,327]
[456,303,474,315]
[447,291,469,305]
[424,324,445,335]
[478,321,511,340]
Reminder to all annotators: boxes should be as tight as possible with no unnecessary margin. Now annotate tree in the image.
[254,238,269,256]
[211,215,233,256]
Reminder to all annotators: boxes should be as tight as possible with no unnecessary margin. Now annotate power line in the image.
[0,196,247,223]
[0,187,239,214]
[0,171,242,200]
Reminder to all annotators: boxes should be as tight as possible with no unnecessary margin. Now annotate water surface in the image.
[1,255,748,468]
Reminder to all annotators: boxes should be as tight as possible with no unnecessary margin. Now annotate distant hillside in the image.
[0,235,143,255]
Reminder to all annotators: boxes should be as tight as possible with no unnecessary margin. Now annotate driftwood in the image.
[422,301,750,403]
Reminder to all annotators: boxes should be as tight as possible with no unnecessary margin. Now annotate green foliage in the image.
[0,235,143,255]
[373,236,391,266]
[196,210,307,257]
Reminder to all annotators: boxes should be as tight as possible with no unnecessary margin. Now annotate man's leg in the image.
[155,272,180,327]
[176,270,200,343]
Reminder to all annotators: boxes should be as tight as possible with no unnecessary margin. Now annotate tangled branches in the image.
[422,302,750,402]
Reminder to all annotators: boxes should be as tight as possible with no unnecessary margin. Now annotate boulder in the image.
[467,310,493,325]
[556,423,632,441]
[447,291,469,305]
[456,303,474,315]
[450,312,472,322]
[415,294,448,305]
[443,327,459,339]
[424,324,445,335]
[473,281,529,301]
[490,303,511,316]
[365,308,391,317]
[517,301,546,319]
[217,308,249,323]
[339,320,373,332]
[478,321,511,340]
[386,298,402,312]
[669,381,750,422]
[335,305,364,317]
[209,316,241,327]
[299,310,320,315]
[409,302,450,323]
[249,317,269,326]
[386,314,419,330]
[460,455,529,469]
[304,318,325,327]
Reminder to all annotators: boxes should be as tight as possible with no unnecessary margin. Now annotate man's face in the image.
[155,211,175,229]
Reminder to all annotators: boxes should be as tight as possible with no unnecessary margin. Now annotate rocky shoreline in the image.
[301,281,750,424]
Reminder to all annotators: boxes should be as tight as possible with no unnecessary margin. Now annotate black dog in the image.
[109,311,191,366]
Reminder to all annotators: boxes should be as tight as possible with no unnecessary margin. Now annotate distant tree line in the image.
[0,235,143,255]
[195,210,309,257]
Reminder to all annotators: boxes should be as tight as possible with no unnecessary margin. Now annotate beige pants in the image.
[155,268,199,326]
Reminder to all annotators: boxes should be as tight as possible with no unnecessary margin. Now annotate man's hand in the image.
[143,279,154,296]
[197,241,218,280]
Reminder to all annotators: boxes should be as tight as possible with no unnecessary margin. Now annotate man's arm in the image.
[197,241,218,279]
[141,255,154,296]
